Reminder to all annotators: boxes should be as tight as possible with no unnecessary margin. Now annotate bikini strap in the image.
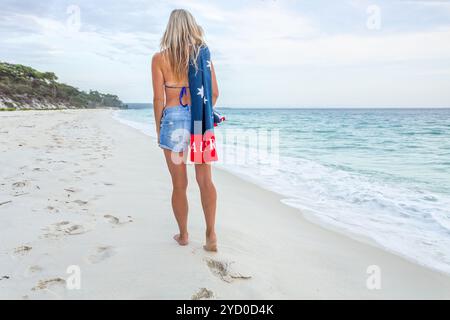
[179,86,188,107]
[165,84,189,89]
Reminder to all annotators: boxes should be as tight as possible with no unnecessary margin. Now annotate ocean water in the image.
[114,104,450,274]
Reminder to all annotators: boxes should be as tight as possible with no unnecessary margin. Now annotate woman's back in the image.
[156,52,191,108]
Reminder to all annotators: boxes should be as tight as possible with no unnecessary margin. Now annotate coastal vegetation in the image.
[0,62,127,110]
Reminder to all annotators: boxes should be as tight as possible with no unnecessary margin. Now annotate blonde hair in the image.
[160,9,206,82]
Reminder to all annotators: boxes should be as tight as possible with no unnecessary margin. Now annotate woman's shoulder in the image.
[152,51,162,62]
[152,51,167,68]
[154,49,171,59]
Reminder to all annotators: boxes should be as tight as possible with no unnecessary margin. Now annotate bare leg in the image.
[195,163,218,252]
[163,150,189,245]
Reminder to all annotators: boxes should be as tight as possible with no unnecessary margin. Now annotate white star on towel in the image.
[206,60,212,69]
[204,97,208,104]
[197,86,204,99]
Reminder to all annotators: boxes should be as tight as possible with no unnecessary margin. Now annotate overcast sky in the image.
[1,0,450,107]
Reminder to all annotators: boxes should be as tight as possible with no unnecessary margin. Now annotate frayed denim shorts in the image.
[159,106,191,152]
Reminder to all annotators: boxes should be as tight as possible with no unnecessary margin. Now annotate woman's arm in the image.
[151,53,165,140]
[211,61,219,107]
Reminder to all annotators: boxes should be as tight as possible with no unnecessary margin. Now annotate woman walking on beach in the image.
[151,9,220,252]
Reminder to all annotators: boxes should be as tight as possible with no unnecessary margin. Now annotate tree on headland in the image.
[42,72,58,83]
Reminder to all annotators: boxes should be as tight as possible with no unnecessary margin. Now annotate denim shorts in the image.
[159,106,191,152]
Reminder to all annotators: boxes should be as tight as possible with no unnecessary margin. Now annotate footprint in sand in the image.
[64,224,86,235]
[11,181,32,197]
[72,199,88,206]
[43,221,88,238]
[31,278,66,291]
[46,206,60,213]
[104,215,119,225]
[14,245,32,255]
[12,181,28,189]
[86,246,116,264]
[0,200,13,207]
[104,214,133,226]
[204,258,252,283]
[191,288,214,300]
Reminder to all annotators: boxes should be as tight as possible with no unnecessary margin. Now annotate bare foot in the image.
[203,234,218,252]
[173,234,189,246]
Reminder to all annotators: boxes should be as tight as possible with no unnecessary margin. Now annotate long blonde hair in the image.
[160,9,206,82]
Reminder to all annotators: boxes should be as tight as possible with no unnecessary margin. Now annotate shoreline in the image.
[114,108,450,278]
[1,109,450,299]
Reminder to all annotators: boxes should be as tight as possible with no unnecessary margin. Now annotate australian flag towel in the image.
[188,45,221,163]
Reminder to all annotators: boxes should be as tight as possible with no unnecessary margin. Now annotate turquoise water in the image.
[115,106,450,274]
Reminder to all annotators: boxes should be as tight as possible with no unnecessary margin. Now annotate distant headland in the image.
[0,62,127,111]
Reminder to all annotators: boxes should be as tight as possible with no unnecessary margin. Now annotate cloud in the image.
[178,0,450,69]
[1,0,450,106]
[0,11,159,62]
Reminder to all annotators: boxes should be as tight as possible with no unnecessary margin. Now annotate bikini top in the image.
[164,84,189,107]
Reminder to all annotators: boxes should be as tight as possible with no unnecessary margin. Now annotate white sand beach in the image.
[1,109,450,300]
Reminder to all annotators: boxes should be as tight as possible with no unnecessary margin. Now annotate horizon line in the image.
[124,103,450,109]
